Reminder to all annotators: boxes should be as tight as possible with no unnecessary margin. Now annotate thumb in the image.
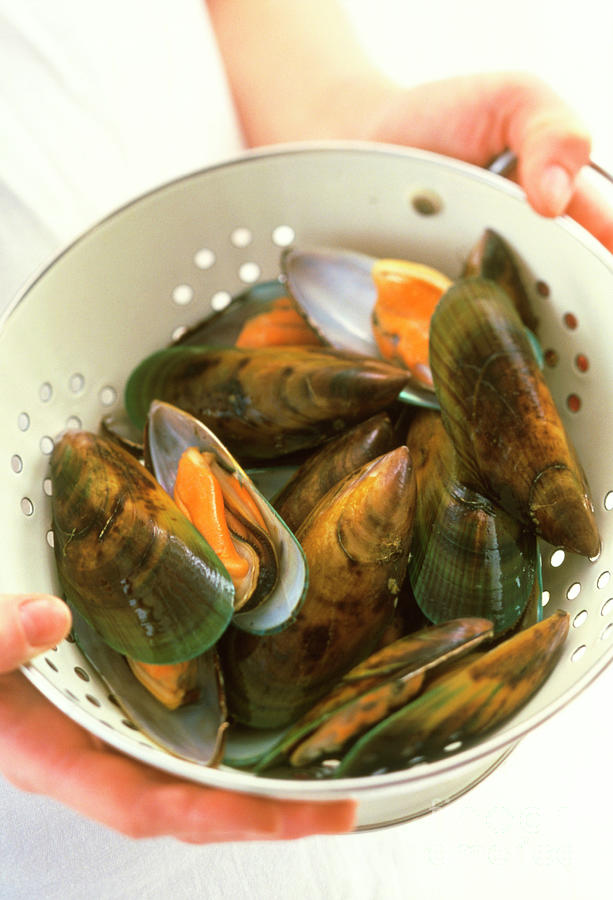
[0,594,72,674]
[507,79,592,217]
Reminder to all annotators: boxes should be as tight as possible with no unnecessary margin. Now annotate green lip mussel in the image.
[124,344,410,460]
[50,430,234,663]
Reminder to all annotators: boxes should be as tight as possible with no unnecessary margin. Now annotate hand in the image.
[208,2,612,253]
[0,594,355,841]
[365,72,613,253]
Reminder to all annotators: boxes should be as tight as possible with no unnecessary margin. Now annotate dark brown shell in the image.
[219,446,417,728]
[429,277,600,557]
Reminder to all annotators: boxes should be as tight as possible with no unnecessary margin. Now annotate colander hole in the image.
[65,690,79,702]
[46,530,54,548]
[574,353,589,373]
[550,549,566,568]
[238,262,261,284]
[605,491,613,511]
[39,382,53,403]
[566,582,581,601]
[542,589,551,607]
[231,227,252,248]
[17,412,30,431]
[122,719,140,731]
[171,325,188,342]
[601,597,613,616]
[536,280,550,297]
[443,740,463,752]
[39,435,54,455]
[20,497,34,517]
[597,571,611,590]
[172,284,194,306]
[566,393,581,413]
[194,248,215,269]
[44,658,58,672]
[211,290,231,311]
[11,454,23,473]
[272,225,295,247]
[69,373,85,393]
[409,188,443,216]
[563,312,578,330]
[65,415,81,430]
[99,386,117,407]
[601,623,613,641]
[86,694,101,708]
[573,610,588,627]
[43,477,52,496]
[74,666,90,682]
[571,644,587,663]
[544,348,559,368]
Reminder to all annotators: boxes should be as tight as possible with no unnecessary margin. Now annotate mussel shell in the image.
[124,344,411,460]
[172,280,321,349]
[254,617,493,771]
[50,431,234,663]
[406,410,537,636]
[334,610,570,777]
[429,277,600,557]
[220,446,417,729]
[71,608,228,765]
[463,228,538,332]
[145,401,309,636]
[272,412,397,533]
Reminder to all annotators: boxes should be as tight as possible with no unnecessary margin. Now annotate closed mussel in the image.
[220,445,417,729]
[406,409,538,635]
[429,277,600,557]
[124,345,410,460]
[335,610,570,777]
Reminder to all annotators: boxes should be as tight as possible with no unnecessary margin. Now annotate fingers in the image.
[502,75,592,217]
[0,594,72,673]
[0,668,356,843]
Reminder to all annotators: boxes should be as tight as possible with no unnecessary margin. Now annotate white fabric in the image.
[1,2,613,898]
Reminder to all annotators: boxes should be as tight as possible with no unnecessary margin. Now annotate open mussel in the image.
[429,276,600,558]
[220,445,417,729]
[173,280,322,349]
[50,430,235,664]
[406,409,538,635]
[125,344,410,461]
[145,401,308,635]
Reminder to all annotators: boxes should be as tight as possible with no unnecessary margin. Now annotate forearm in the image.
[206,0,397,145]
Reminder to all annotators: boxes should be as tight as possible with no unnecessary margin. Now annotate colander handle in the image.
[487,149,613,186]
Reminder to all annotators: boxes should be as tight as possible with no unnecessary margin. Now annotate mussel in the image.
[272,412,398,533]
[334,610,570,777]
[429,277,600,558]
[124,345,410,460]
[220,445,417,728]
[173,280,322,349]
[405,409,538,635]
[145,401,308,635]
[50,430,235,664]
[254,617,494,771]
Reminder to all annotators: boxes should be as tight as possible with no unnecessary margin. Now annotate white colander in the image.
[2,143,612,831]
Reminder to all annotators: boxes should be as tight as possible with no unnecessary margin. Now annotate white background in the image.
[1,2,613,898]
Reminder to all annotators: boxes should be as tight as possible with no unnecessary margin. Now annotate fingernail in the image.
[19,597,71,647]
[541,164,573,215]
